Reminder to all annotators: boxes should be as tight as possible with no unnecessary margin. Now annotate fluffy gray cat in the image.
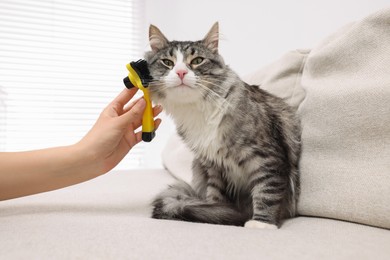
[146,23,301,229]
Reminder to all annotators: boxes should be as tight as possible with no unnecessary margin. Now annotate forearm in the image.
[0,144,101,201]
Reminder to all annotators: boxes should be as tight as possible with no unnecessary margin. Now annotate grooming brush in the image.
[123,59,155,142]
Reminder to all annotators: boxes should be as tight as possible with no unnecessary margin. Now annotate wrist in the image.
[70,141,103,177]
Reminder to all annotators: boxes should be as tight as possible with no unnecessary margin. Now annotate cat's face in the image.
[145,23,227,104]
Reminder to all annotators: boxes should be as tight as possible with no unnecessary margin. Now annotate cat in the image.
[145,22,301,229]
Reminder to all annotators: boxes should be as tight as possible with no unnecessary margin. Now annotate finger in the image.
[123,100,162,115]
[154,118,162,130]
[153,105,163,117]
[127,119,161,146]
[123,97,144,114]
[128,104,163,130]
[120,98,146,125]
[133,117,161,132]
[105,88,139,117]
[131,118,142,131]
[110,88,139,108]
[134,131,143,145]
[124,129,142,148]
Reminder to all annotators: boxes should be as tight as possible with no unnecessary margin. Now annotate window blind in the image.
[0,0,146,169]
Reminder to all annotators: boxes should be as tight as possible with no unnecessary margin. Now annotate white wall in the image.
[141,0,389,168]
[144,0,389,74]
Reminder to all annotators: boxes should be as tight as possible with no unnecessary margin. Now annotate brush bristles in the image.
[130,59,153,86]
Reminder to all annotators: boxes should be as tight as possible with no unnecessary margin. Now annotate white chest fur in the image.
[173,102,224,161]
[166,102,248,189]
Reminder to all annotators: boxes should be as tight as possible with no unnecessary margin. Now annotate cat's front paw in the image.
[244,220,278,229]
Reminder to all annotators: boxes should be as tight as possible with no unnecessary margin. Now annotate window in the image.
[0,0,150,169]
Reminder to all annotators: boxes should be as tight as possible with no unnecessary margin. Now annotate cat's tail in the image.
[152,181,250,226]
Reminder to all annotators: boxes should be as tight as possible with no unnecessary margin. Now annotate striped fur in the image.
[146,23,301,228]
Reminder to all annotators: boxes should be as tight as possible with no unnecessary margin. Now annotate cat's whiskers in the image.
[149,80,172,93]
[201,75,231,83]
[197,78,236,100]
[195,82,232,116]
[194,81,223,101]
[197,78,235,92]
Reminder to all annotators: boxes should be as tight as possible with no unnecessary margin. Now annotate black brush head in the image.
[123,76,134,89]
[130,59,153,86]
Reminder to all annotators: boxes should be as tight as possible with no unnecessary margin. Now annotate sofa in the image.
[1,8,389,260]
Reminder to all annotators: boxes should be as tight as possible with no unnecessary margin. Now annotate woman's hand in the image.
[77,87,162,174]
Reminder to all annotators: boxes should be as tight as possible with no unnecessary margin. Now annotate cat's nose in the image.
[176,69,188,80]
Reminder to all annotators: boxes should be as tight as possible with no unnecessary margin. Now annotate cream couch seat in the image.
[1,169,389,259]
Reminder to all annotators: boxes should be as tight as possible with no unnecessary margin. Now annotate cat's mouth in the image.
[174,83,195,89]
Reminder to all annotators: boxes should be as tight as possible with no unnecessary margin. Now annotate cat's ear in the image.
[202,22,219,53]
[149,24,169,52]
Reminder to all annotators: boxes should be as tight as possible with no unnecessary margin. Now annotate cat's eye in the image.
[162,59,174,67]
[191,57,204,65]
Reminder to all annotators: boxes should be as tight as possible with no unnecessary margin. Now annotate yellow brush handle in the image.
[141,88,154,132]
[126,63,155,141]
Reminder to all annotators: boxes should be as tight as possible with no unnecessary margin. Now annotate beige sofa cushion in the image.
[244,49,309,110]
[297,8,390,229]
